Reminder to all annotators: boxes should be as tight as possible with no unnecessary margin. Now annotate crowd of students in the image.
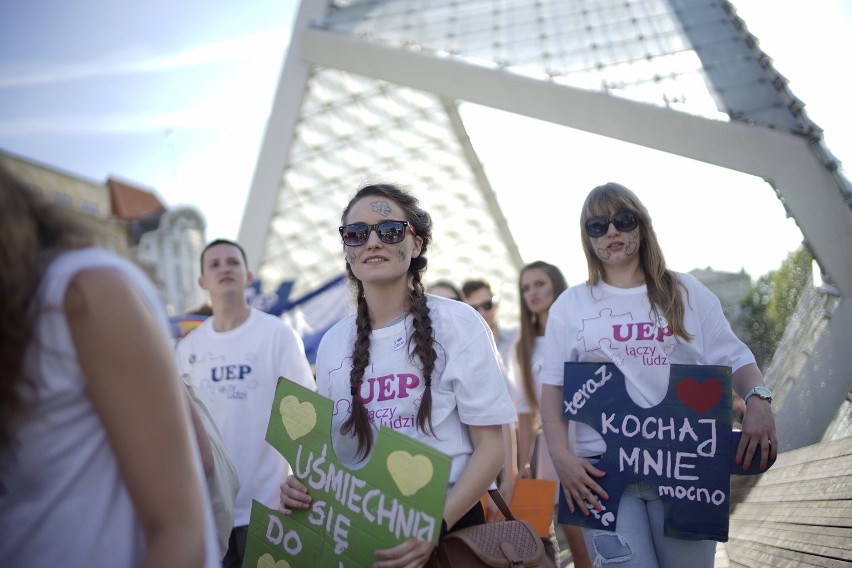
[0,166,776,568]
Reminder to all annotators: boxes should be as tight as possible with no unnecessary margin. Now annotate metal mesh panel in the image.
[249,0,838,320]
[319,0,808,132]
[256,67,521,311]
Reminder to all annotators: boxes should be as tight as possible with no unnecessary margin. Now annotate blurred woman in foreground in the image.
[0,165,219,567]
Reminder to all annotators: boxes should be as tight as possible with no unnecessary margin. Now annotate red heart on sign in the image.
[676,378,723,414]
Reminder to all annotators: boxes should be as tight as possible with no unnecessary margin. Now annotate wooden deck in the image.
[552,437,852,567]
[724,436,852,567]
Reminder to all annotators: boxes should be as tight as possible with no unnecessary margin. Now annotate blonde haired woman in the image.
[540,182,776,567]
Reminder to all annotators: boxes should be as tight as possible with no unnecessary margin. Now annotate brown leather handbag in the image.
[428,489,557,567]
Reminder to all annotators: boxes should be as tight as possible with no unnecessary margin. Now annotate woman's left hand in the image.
[736,398,777,471]
[373,538,435,568]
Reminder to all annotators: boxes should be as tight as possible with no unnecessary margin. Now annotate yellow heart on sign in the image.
[257,552,290,568]
[387,450,434,497]
[280,395,317,441]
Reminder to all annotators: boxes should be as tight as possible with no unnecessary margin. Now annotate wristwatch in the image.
[743,386,773,406]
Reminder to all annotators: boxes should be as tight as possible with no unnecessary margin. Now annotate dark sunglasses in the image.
[339,220,413,247]
[584,209,639,238]
[472,299,495,312]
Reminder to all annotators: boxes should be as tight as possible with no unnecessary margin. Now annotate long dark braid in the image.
[340,275,374,458]
[407,253,437,438]
[339,183,436,460]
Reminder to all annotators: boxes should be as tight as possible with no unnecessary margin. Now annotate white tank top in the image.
[0,248,220,567]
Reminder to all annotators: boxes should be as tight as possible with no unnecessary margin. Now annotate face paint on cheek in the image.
[625,230,640,256]
[596,246,612,260]
[396,248,407,263]
[345,248,356,263]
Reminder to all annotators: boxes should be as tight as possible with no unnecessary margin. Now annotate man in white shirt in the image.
[174,239,316,567]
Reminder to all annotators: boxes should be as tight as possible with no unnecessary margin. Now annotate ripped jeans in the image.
[582,481,716,568]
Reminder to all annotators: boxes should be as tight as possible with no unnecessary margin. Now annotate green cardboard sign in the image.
[242,378,451,567]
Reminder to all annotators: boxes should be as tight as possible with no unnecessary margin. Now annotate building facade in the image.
[1,149,207,315]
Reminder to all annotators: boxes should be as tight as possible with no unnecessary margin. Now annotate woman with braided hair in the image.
[540,182,776,567]
[279,183,516,567]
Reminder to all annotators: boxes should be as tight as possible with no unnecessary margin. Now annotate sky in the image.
[1,0,850,287]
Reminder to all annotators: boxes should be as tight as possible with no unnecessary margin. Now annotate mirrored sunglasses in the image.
[584,209,639,238]
[339,220,413,247]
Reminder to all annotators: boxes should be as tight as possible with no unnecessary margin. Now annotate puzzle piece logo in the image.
[576,308,679,373]
[242,379,451,567]
[558,363,773,542]
[577,309,634,352]
[186,350,262,399]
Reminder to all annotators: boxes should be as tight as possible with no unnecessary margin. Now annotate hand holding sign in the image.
[242,379,451,567]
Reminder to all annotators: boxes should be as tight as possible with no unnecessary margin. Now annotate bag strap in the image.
[487,488,516,521]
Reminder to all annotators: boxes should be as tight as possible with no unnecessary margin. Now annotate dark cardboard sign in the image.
[557,363,772,542]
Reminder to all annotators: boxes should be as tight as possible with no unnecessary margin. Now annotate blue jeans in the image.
[582,481,716,568]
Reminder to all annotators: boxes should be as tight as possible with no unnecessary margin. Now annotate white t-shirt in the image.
[175,308,316,526]
[541,273,755,457]
[494,326,518,371]
[495,326,520,400]
[508,337,546,416]
[508,337,559,487]
[0,248,220,567]
[316,295,517,483]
